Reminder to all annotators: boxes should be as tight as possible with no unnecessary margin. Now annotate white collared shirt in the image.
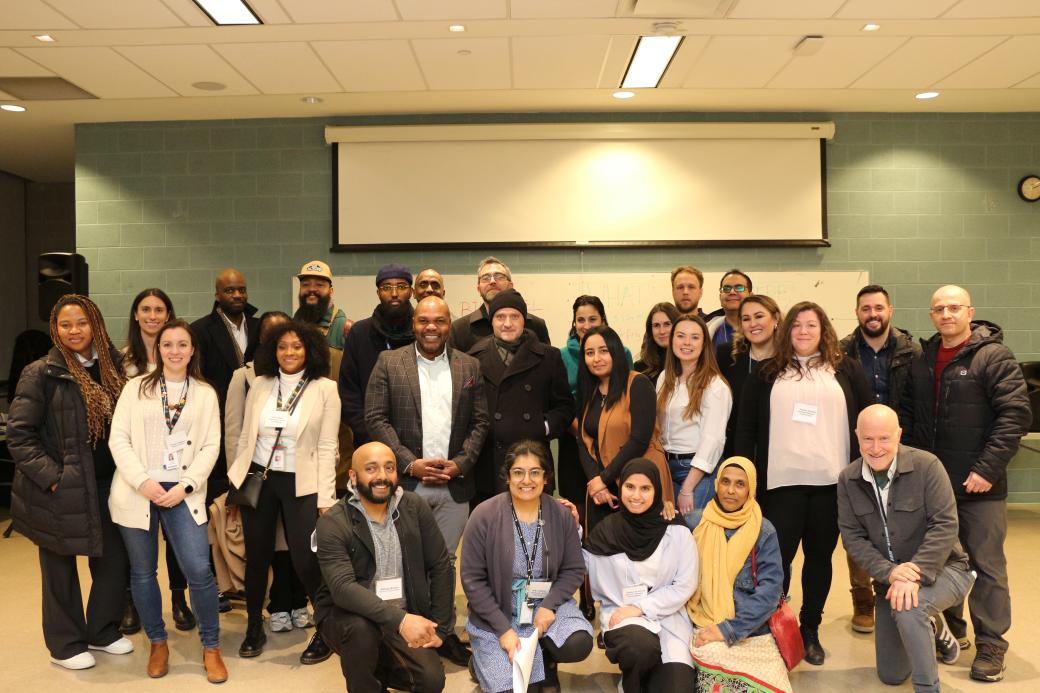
[220,310,248,356]
[74,347,99,367]
[415,345,452,460]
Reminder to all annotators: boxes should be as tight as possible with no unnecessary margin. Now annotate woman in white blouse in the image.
[656,314,732,524]
[229,320,340,664]
[108,319,225,682]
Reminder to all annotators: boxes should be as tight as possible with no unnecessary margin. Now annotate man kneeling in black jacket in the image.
[314,442,452,693]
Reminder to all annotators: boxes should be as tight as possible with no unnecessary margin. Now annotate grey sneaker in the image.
[270,611,293,632]
[291,607,313,629]
[931,614,959,664]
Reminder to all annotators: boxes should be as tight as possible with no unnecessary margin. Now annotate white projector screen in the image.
[327,122,832,250]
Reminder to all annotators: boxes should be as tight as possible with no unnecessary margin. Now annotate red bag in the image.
[753,547,805,670]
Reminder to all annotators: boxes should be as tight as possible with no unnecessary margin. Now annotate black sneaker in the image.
[800,626,825,666]
[300,632,332,665]
[217,593,232,613]
[970,644,1006,682]
[436,633,472,667]
[238,619,266,658]
[931,614,959,664]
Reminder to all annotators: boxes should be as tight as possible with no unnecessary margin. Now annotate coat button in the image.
[187,440,192,446]
[182,466,187,470]
[193,509,198,514]
[523,413,531,421]
[494,412,502,420]
[524,384,532,391]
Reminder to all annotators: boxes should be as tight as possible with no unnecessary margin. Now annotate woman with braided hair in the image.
[8,294,134,670]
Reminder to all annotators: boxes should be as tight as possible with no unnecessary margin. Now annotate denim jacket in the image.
[690,511,783,646]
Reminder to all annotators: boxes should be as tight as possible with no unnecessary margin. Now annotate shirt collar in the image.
[860,453,898,485]
[414,343,448,364]
[74,347,99,367]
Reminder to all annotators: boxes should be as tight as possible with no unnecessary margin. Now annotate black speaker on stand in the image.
[38,252,89,321]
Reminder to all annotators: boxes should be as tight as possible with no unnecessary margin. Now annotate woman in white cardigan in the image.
[228,320,340,664]
[108,319,225,683]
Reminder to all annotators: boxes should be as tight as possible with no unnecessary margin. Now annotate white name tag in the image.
[519,600,534,625]
[792,402,818,425]
[162,448,180,471]
[265,410,289,429]
[376,578,403,601]
[527,581,552,600]
[622,584,648,603]
[166,431,188,452]
[270,449,285,471]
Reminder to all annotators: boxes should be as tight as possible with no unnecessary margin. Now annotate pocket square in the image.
[462,376,476,389]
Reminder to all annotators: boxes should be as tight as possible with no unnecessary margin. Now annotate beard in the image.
[357,477,397,505]
[219,298,245,316]
[860,317,889,338]
[380,299,412,323]
[297,293,330,324]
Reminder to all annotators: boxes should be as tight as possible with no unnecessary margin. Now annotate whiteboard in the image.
[302,270,869,353]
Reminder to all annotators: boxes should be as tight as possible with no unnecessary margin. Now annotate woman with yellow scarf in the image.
[688,457,792,693]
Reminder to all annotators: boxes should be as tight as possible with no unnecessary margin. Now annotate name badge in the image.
[792,402,818,425]
[527,581,552,600]
[622,584,648,603]
[166,431,188,452]
[270,449,285,471]
[265,410,289,429]
[162,448,180,471]
[376,578,403,601]
[519,600,534,625]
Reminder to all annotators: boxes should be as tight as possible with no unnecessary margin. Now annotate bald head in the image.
[215,268,248,317]
[351,441,395,470]
[350,442,398,506]
[856,404,902,472]
[414,268,445,300]
[930,285,975,347]
[414,296,451,358]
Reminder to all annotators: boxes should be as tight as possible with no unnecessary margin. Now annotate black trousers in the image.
[268,550,307,613]
[763,483,840,630]
[557,434,586,509]
[604,625,696,693]
[240,468,321,621]
[319,610,445,693]
[39,482,129,660]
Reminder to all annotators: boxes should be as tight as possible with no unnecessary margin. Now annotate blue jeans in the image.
[667,455,718,528]
[118,483,220,648]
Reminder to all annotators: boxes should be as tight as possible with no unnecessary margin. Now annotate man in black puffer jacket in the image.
[898,285,1030,683]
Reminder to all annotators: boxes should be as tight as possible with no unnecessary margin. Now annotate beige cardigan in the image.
[229,375,340,509]
[108,376,222,530]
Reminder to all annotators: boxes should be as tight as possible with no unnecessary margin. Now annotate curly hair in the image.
[728,294,782,364]
[123,288,175,377]
[498,439,555,490]
[49,294,126,444]
[760,301,843,383]
[139,320,206,397]
[253,320,330,380]
[656,314,727,421]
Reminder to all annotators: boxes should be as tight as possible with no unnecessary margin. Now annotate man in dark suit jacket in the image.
[448,256,551,352]
[364,295,489,666]
[189,267,260,494]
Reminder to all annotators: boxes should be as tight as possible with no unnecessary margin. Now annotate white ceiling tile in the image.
[160,0,218,27]
[510,0,619,19]
[938,36,1040,88]
[512,35,612,89]
[729,0,844,19]
[682,36,797,88]
[0,47,55,77]
[0,89,13,99]
[853,36,1005,89]
[598,35,640,88]
[1013,71,1040,88]
[241,0,294,24]
[115,44,259,96]
[836,0,959,20]
[15,46,177,97]
[0,0,79,29]
[277,0,398,23]
[633,0,732,18]
[768,36,906,88]
[411,38,511,90]
[213,42,342,93]
[43,0,185,29]
[943,0,1040,19]
[656,35,709,88]
[312,40,426,92]
[394,0,506,21]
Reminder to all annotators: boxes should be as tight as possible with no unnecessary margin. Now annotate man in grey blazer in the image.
[365,295,490,666]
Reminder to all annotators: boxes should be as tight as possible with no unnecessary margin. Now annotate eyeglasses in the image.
[510,468,545,481]
[721,284,748,294]
[929,304,970,316]
[378,283,411,293]
[478,272,510,283]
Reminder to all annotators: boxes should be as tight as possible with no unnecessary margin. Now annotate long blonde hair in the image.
[656,314,727,420]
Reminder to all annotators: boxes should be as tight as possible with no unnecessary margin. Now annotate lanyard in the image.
[159,375,188,434]
[511,501,543,583]
[870,477,897,563]
[276,377,308,412]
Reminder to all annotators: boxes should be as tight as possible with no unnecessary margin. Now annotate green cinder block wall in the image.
[74,111,1040,500]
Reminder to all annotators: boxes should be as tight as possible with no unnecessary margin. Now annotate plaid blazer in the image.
[364,344,489,502]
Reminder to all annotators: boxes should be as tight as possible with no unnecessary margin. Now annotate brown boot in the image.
[147,641,169,678]
[851,587,875,633]
[203,647,228,684]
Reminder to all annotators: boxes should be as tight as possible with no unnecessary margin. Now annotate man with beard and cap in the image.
[413,268,446,301]
[467,288,573,507]
[899,285,1030,683]
[314,441,453,693]
[448,256,551,352]
[294,260,348,349]
[838,284,923,635]
[340,264,416,447]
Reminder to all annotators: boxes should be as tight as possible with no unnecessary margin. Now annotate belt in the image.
[665,451,695,461]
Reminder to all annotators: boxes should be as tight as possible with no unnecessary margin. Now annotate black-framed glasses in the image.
[721,284,748,294]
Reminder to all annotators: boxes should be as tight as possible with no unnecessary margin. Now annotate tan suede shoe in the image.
[203,647,228,684]
[147,641,169,678]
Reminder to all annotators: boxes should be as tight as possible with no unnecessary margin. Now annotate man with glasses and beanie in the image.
[899,285,1030,682]
[706,269,753,347]
[448,256,551,352]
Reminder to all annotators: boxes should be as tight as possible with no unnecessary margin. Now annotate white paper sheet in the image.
[512,632,540,692]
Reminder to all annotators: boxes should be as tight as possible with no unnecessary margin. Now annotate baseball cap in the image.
[297,260,333,282]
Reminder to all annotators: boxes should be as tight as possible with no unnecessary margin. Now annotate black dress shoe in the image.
[800,625,825,666]
[120,594,141,636]
[239,619,267,658]
[217,593,232,614]
[171,591,196,631]
[436,633,471,667]
[300,632,332,665]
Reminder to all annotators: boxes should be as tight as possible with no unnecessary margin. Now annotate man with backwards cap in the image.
[294,260,349,349]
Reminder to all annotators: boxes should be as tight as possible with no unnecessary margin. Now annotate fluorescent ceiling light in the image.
[621,35,682,89]
[449,24,466,32]
[34,34,55,42]
[613,91,635,99]
[1,104,27,112]
[861,23,880,32]
[915,91,940,100]
[193,0,261,25]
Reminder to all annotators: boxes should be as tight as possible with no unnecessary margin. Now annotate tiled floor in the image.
[2,506,1038,692]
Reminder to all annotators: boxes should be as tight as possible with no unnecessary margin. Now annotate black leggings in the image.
[763,483,840,630]
[491,632,594,693]
[604,625,695,693]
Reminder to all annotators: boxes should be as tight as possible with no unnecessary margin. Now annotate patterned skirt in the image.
[691,632,793,693]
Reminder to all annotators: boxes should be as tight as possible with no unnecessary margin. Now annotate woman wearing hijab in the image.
[688,457,790,693]
[583,459,697,693]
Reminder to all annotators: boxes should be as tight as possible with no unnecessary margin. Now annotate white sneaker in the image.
[50,652,96,670]
[270,611,293,632]
[291,608,313,629]
[89,637,135,655]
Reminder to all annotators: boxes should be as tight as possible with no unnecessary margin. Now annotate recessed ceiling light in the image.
[915,91,940,100]
[448,24,466,32]
[457,49,472,56]
[301,96,323,104]
[33,34,55,42]
[621,35,683,89]
[192,81,226,91]
[192,0,261,25]
[1,104,27,112]
[613,91,635,99]
[862,23,881,32]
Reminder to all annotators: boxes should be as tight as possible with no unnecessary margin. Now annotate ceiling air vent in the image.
[0,77,97,100]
